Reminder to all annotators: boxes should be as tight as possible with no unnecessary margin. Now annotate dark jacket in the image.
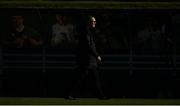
[76,26,99,66]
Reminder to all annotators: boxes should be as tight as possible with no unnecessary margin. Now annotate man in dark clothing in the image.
[66,16,106,100]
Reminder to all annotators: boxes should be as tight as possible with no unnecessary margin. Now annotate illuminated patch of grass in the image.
[0,97,180,105]
[0,1,180,9]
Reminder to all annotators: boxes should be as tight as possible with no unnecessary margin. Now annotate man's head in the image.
[89,16,96,28]
[56,15,66,25]
[12,16,24,27]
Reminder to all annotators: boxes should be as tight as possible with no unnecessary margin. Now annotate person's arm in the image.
[86,33,98,58]
[27,28,42,46]
[88,43,102,64]
[29,38,42,46]
[89,44,98,57]
[86,33,102,63]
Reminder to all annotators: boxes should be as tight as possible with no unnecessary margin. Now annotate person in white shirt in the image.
[137,17,162,54]
[51,15,75,47]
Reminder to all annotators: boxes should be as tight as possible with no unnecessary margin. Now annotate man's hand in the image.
[97,56,102,64]
[29,38,42,46]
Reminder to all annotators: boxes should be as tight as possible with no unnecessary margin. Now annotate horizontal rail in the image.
[3,54,180,58]
[2,66,179,70]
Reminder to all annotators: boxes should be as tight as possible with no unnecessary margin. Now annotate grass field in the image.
[0,97,180,105]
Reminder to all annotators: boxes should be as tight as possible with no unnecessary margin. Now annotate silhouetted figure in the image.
[66,16,107,100]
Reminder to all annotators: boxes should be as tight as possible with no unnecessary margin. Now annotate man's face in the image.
[56,15,66,25]
[90,17,96,28]
[13,16,24,27]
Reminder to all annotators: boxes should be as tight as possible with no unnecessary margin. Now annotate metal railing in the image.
[1,48,179,73]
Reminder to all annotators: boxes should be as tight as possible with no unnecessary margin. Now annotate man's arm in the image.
[89,45,102,64]
[86,33,102,63]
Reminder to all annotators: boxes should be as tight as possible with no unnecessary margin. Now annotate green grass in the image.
[0,97,180,105]
[0,1,180,9]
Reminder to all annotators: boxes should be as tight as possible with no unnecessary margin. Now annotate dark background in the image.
[0,8,180,98]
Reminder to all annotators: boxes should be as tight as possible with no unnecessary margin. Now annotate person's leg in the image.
[89,64,106,99]
[66,66,89,99]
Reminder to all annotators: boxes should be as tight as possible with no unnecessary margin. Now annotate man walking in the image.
[66,16,107,100]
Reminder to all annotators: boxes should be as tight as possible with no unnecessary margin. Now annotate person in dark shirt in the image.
[3,16,42,48]
[66,16,107,100]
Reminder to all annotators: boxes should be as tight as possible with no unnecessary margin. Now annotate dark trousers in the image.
[67,63,104,98]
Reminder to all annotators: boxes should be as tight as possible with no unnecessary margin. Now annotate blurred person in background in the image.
[2,16,42,48]
[51,15,76,48]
